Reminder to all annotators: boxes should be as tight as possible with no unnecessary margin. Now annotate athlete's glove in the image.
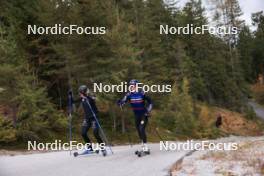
[145,104,152,117]
[144,111,151,117]
[68,90,73,96]
[117,99,124,107]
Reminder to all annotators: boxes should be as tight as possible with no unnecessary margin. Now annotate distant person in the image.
[215,114,222,128]
[258,74,263,85]
[118,80,153,152]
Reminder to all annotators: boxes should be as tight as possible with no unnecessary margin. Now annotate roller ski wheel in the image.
[135,150,150,157]
[101,149,107,157]
[73,152,79,157]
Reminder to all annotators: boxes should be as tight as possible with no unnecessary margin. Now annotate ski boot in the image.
[135,143,150,157]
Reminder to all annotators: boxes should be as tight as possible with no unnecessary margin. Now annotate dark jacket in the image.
[81,96,99,119]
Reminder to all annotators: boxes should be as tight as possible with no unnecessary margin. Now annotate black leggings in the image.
[135,115,148,143]
[81,118,103,149]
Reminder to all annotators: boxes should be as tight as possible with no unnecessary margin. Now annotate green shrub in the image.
[0,117,17,143]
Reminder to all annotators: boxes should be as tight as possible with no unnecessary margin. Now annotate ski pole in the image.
[154,127,169,150]
[93,115,114,154]
[68,90,74,156]
[148,117,166,145]
[120,106,133,148]
[85,98,114,155]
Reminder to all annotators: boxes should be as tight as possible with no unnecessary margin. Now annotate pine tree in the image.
[0,0,67,143]
[237,26,254,82]
[161,79,197,137]
[251,11,264,78]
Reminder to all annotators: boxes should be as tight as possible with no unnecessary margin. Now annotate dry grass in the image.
[198,104,262,136]
[200,140,264,175]
[252,84,264,105]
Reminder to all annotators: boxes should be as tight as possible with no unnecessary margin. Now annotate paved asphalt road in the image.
[249,100,264,120]
[0,143,187,176]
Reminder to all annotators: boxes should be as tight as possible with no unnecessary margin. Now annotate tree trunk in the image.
[121,115,125,134]
[11,106,17,128]
[57,83,62,109]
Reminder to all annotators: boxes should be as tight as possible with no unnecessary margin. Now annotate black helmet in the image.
[78,85,88,94]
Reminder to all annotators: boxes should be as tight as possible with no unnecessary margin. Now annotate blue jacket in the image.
[120,91,152,116]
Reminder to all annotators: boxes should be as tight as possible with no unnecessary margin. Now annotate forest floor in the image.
[170,136,264,176]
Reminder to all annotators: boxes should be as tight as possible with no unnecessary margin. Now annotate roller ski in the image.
[74,148,107,157]
[135,144,150,157]
[101,149,107,157]
[73,149,99,157]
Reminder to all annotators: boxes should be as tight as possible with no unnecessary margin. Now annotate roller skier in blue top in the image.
[118,79,153,152]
